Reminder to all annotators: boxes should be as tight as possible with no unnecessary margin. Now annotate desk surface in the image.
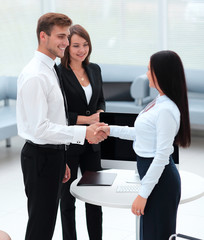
[70,169,204,208]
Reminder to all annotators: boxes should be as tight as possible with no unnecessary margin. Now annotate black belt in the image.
[26,140,68,151]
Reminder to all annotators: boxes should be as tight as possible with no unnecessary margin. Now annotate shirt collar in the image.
[156,94,169,103]
[35,51,56,70]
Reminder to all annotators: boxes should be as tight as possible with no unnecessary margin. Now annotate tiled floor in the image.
[0,134,204,240]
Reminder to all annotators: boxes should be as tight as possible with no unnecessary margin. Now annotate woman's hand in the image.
[87,112,100,124]
[77,113,100,125]
[87,109,104,124]
[95,125,110,136]
[76,110,104,125]
[131,195,147,216]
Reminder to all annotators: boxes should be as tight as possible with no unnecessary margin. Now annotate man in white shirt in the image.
[16,12,106,240]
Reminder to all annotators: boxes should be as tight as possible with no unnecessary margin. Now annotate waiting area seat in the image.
[106,74,158,114]
[0,76,17,147]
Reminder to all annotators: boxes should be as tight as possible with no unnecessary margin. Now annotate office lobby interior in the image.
[0,1,204,239]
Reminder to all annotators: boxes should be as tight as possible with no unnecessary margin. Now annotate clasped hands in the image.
[86,122,110,144]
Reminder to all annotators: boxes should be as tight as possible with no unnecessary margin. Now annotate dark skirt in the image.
[137,155,181,240]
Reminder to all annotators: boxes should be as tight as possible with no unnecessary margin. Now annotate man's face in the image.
[41,25,70,60]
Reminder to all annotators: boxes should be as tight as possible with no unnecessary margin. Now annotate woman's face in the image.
[69,34,89,63]
[147,61,164,95]
[147,61,156,88]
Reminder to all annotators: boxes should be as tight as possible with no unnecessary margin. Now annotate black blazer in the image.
[59,63,105,153]
[59,62,105,125]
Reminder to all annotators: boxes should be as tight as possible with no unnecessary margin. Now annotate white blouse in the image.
[110,94,180,198]
[82,83,92,104]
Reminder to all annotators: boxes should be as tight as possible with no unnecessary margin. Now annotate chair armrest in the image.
[130,74,149,105]
[6,76,17,100]
[0,76,17,103]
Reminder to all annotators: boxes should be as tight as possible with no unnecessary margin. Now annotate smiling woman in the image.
[59,24,105,240]
[68,34,90,86]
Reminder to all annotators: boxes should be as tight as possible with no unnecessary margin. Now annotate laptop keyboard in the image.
[116,184,140,193]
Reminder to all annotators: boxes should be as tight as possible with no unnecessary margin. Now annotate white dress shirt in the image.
[110,95,180,198]
[17,51,86,145]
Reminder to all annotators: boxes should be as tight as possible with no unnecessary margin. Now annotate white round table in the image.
[70,169,204,239]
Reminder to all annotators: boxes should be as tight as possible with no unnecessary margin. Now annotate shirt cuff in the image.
[71,126,86,145]
[109,125,120,137]
[138,186,150,199]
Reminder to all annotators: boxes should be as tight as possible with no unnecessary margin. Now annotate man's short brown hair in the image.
[36,12,72,43]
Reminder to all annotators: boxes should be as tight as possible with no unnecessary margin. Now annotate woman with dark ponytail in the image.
[95,50,191,240]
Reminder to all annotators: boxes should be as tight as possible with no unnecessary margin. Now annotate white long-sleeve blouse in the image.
[109,94,180,198]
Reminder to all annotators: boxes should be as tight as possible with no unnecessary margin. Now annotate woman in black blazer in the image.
[59,24,105,240]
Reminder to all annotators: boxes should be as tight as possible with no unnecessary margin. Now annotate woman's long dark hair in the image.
[61,24,92,69]
[150,50,191,147]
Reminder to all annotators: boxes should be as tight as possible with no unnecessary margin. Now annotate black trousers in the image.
[21,142,67,240]
[137,156,181,240]
[60,142,103,240]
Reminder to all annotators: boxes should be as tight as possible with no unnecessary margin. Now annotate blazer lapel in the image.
[85,65,96,106]
[67,67,88,104]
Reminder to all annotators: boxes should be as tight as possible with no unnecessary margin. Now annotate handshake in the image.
[85,122,110,144]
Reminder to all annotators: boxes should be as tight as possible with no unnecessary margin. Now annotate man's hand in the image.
[62,164,71,183]
[86,122,108,144]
